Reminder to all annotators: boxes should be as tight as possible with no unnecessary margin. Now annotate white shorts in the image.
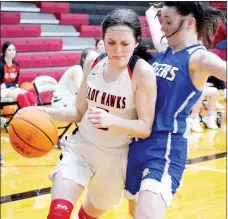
[51,95,76,108]
[124,179,173,207]
[1,87,26,101]
[49,131,128,210]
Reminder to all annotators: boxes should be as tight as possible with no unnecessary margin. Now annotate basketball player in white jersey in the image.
[51,48,97,108]
[16,8,157,219]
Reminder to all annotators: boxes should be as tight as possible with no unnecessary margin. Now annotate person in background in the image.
[51,48,98,109]
[0,41,37,107]
[95,38,105,54]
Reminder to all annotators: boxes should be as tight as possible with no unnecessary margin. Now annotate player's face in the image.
[5,44,16,59]
[96,40,105,54]
[104,25,138,67]
[160,7,190,47]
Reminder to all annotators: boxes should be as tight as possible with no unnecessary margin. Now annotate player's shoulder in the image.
[134,57,155,76]
[186,45,206,55]
[189,47,208,66]
[132,56,156,89]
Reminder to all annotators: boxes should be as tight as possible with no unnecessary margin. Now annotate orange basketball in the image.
[8,109,58,158]
[2,105,18,116]
[19,82,34,90]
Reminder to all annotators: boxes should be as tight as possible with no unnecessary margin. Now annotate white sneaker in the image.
[191,117,204,133]
[202,115,218,130]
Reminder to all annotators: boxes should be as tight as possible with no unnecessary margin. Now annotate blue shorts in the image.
[125,132,188,206]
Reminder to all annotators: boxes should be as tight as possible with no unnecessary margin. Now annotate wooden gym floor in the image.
[0,98,226,219]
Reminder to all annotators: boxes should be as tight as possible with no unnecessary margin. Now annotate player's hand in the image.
[146,4,162,18]
[14,106,44,118]
[87,108,116,129]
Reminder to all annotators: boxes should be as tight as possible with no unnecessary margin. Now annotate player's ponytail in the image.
[133,44,152,62]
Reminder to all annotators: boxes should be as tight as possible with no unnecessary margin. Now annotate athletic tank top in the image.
[79,53,139,147]
[149,44,205,136]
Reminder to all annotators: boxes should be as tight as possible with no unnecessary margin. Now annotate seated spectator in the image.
[1,41,23,101]
[0,41,37,107]
[51,48,98,108]
[95,39,105,54]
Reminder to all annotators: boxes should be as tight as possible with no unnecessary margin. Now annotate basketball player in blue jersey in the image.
[126,2,226,218]
[16,8,157,219]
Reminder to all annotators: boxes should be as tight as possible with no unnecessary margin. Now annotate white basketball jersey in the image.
[79,54,139,148]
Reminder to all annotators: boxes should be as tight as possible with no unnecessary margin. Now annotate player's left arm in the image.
[87,59,157,139]
[113,59,157,139]
[146,5,168,52]
[198,50,226,81]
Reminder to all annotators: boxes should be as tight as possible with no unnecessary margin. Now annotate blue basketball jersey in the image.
[149,44,205,136]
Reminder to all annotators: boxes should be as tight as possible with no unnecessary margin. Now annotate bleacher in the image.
[0,1,155,85]
[0,1,227,85]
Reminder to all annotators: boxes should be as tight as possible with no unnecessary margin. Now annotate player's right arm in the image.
[16,59,94,123]
[146,5,168,52]
[109,59,157,139]
[43,59,94,122]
